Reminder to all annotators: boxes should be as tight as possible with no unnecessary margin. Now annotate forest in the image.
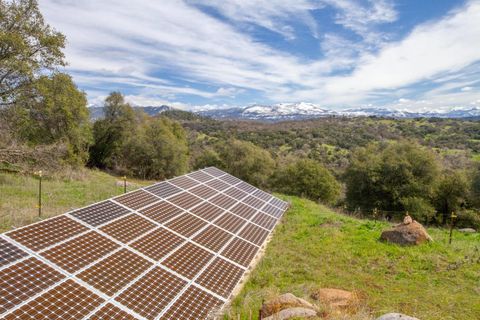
[1,0,479,230]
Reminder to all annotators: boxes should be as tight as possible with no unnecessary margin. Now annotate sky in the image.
[39,0,480,111]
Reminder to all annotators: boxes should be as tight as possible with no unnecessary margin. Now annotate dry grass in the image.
[0,169,153,232]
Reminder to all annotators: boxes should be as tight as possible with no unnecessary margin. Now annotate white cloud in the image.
[189,0,323,40]
[39,0,480,110]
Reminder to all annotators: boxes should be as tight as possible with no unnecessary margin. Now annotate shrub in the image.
[272,158,340,204]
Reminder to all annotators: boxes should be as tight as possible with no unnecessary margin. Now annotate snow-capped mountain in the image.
[198,103,480,121]
[89,103,480,121]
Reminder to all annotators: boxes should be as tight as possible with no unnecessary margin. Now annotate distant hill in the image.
[89,103,480,121]
[197,103,480,121]
[89,105,173,120]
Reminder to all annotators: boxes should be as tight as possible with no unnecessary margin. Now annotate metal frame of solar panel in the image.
[0,167,289,320]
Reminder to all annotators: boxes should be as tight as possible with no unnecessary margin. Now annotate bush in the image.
[345,141,439,212]
[272,158,340,204]
[217,139,275,188]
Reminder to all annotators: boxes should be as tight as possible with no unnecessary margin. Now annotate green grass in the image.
[472,153,480,162]
[229,196,480,320]
[0,169,153,232]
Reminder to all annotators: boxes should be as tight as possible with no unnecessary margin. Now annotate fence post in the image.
[36,170,43,218]
[123,176,127,194]
[449,211,457,244]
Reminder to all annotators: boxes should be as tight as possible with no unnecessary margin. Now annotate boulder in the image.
[263,307,317,320]
[376,312,420,320]
[261,293,316,318]
[310,288,357,309]
[380,220,432,245]
[458,228,476,233]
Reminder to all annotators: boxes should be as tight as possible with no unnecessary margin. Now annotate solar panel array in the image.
[0,167,289,320]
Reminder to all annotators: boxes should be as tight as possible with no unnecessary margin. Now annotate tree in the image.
[434,170,469,224]
[0,0,66,104]
[7,73,91,163]
[217,139,274,187]
[272,158,340,204]
[114,117,189,179]
[88,92,136,168]
[345,141,439,212]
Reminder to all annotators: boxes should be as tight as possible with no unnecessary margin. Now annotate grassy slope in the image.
[0,169,153,232]
[229,196,480,320]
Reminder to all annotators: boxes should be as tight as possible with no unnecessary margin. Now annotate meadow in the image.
[228,196,480,320]
[1,170,478,319]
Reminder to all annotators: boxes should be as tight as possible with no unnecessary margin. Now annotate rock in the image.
[263,307,317,320]
[403,214,413,225]
[380,220,432,245]
[261,293,316,318]
[458,228,476,233]
[376,312,420,320]
[310,288,357,309]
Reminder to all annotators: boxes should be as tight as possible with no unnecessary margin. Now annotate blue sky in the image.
[39,0,480,111]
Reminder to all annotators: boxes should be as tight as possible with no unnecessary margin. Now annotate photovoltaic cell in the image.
[224,187,248,200]
[229,202,258,220]
[205,179,230,191]
[219,174,242,185]
[70,200,130,227]
[89,303,137,320]
[99,214,156,244]
[0,167,289,320]
[195,258,244,298]
[188,185,218,199]
[169,176,199,190]
[235,181,257,193]
[162,242,214,279]
[138,201,184,224]
[209,194,237,210]
[116,267,187,319]
[7,215,88,252]
[253,189,273,202]
[0,257,65,314]
[130,227,185,261]
[4,279,104,320]
[202,167,225,177]
[168,192,203,210]
[187,170,214,183]
[114,190,159,210]
[238,223,270,246]
[262,203,285,218]
[190,202,225,221]
[160,285,223,320]
[252,212,277,230]
[78,249,152,296]
[192,225,232,252]
[221,238,259,267]
[0,238,28,267]
[145,182,182,199]
[40,231,120,273]
[242,195,266,209]
[269,197,289,210]
[165,213,208,238]
[214,213,247,234]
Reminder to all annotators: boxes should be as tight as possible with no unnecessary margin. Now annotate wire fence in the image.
[0,170,140,232]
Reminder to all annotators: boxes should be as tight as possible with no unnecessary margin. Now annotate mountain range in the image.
[89,102,480,121]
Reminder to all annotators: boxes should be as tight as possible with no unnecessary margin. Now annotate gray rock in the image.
[376,313,420,320]
[458,228,476,233]
[263,307,317,320]
[261,293,316,317]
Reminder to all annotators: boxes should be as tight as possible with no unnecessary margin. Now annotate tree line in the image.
[1,0,479,229]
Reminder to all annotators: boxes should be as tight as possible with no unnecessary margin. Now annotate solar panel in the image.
[0,167,289,319]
